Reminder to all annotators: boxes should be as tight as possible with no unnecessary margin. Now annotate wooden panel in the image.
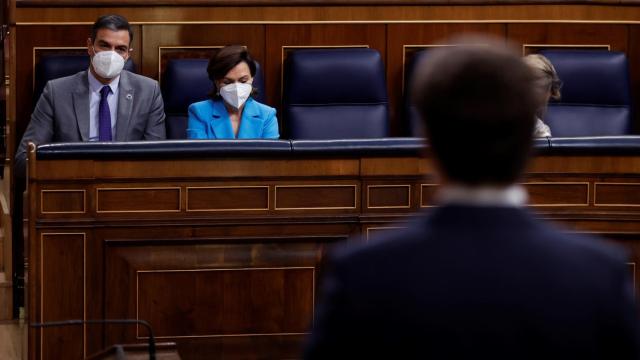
[104,233,339,359]
[137,268,314,337]
[275,185,357,210]
[595,183,640,206]
[25,151,640,360]
[387,23,505,135]
[140,24,265,81]
[16,0,640,6]
[186,186,269,211]
[525,182,589,206]
[78,159,359,180]
[507,23,629,54]
[96,187,181,213]
[15,5,640,23]
[367,184,411,209]
[420,183,438,207]
[41,189,85,214]
[40,232,85,360]
[265,24,386,134]
[365,225,406,241]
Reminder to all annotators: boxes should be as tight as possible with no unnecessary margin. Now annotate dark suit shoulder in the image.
[540,227,628,268]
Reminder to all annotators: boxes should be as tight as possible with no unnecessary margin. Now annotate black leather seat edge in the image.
[548,136,640,155]
[35,137,640,160]
[290,138,426,156]
[35,140,293,159]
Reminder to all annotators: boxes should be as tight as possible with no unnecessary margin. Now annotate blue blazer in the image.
[187,98,279,139]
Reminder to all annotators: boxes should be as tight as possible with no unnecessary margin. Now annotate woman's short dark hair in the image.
[91,14,133,44]
[207,45,258,99]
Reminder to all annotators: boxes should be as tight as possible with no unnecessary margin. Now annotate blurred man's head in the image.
[412,38,538,186]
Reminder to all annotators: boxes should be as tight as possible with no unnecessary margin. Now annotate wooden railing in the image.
[26,139,640,359]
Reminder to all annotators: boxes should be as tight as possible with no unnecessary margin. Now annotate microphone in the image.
[30,318,156,360]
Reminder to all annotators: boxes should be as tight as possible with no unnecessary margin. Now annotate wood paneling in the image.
[41,189,85,213]
[507,23,629,53]
[186,186,269,211]
[15,0,640,6]
[366,184,411,209]
[96,187,181,213]
[137,268,313,337]
[27,152,640,359]
[420,183,438,207]
[40,233,85,359]
[141,24,265,81]
[14,5,640,23]
[595,183,640,206]
[102,234,338,358]
[275,184,358,210]
[525,182,589,206]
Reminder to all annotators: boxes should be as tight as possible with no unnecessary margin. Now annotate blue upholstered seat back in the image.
[34,54,136,105]
[161,58,265,139]
[283,48,389,139]
[539,50,632,136]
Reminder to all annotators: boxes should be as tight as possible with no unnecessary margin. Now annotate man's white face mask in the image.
[219,82,252,109]
[92,49,126,79]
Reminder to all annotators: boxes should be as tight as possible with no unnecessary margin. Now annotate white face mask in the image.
[91,49,126,79]
[219,82,252,109]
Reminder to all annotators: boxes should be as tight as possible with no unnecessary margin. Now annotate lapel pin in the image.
[126,94,133,100]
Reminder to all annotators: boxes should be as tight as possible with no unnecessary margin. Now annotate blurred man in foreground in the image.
[305,38,640,359]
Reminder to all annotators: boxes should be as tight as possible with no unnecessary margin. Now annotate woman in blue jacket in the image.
[187,45,279,139]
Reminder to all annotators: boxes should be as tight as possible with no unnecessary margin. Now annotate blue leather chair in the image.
[539,50,632,136]
[161,58,265,139]
[283,48,389,139]
[34,53,136,106]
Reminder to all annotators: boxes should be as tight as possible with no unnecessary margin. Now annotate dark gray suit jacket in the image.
[15,70,166,175]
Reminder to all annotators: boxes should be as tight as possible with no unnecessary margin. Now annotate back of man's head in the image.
[412,38,538,186]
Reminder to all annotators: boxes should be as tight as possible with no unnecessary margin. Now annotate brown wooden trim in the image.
[15,0,640,7]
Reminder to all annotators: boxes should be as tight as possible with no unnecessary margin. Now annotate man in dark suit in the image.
[305,39,640,359]
[15,14,165,174]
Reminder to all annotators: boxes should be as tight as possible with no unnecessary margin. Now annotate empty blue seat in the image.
[34,53,136,105]
[161,58,265,139]
[283,48,389,139]
[539,50,632,136]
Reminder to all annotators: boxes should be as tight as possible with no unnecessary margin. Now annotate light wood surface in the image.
[0,321,24,360]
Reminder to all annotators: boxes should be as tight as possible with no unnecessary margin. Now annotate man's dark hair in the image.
[207,45,257,99]
[90,14,133,44]
[412,40,538,186]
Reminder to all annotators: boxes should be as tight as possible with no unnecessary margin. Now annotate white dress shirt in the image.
[534,117,551,138]
[435,184,528,207]
[88,70,120,141]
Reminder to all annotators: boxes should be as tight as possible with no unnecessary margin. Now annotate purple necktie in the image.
[98,86,112,141]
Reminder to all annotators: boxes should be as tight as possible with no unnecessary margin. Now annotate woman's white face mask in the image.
[219,82,252,109]
[92,48,126,79]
